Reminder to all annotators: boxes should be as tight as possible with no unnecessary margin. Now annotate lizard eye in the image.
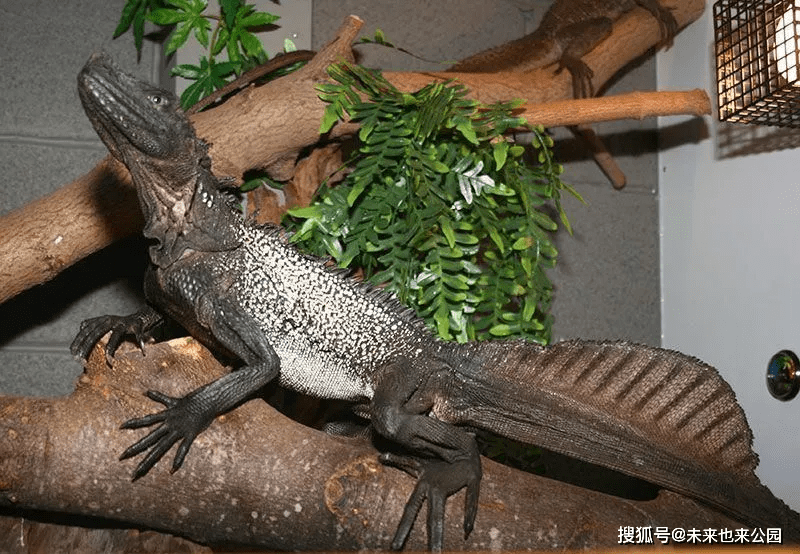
[148,93,165,106]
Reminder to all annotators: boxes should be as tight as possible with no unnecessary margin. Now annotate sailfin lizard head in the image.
[78,52,195,164]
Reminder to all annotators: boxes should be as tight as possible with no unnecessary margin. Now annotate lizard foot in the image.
[556,54,595,98]
[638,0,678,49]
[120,390,213,481]
[380,450,481,552]
[70,307,162,365]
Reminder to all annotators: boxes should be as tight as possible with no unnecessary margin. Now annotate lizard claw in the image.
[640,0,678,50]
[70,308,161,365]
[654,8,677,49]
[120,389,212,480]
[380,451,481,552]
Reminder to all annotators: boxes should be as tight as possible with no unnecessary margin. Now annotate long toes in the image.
[131,432,180,481]
[145,390,177,406]
[121,410,168,430]
[463,478,480,538]
[426,491,446,553]
[171,436,195,472]
[70,321,107,359]
[120,425,169,459]
[391,482,428,551]
[104,329,128,362]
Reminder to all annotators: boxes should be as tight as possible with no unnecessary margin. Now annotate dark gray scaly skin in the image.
[71,53,800,549]
[450,0,677,97]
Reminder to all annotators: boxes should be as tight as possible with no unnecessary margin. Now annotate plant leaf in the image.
[239,11,279,28]
[171,63,203,79]
[220,0,240,28]
[131,3,148,53]
[114,0,145,38]
[493,140,509,170]
[238,30,264,58]
[147,7,185,25]
[165,20,193,55]
[193,16,210,48]
[440,217,456,249]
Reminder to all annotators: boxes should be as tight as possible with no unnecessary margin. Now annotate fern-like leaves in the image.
[286,62,581,344]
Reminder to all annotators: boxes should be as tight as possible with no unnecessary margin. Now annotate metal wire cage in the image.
[714,0,800,127]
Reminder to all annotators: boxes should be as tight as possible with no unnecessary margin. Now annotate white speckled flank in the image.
[233,223,429,401]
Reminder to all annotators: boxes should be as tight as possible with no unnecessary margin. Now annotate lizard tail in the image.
[439,339,800,540]
[449,36,553,73]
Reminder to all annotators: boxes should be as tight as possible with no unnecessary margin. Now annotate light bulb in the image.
[775,1,800,85]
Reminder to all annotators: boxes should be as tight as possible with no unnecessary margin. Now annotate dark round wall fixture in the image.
[767,350,800,401]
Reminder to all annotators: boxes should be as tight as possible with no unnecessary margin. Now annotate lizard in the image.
[449,0,677,98]
[71,52,800,550]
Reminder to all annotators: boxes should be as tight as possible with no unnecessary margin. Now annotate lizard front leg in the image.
[119,292,280,480]
[370,359,481,552]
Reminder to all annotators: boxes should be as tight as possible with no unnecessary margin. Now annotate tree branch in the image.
[519,89,710,127]
[0,157,139,304]
[0,338,745,551]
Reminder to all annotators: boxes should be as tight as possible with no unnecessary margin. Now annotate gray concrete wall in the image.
[658,8,800,510]
[0,0,660,397]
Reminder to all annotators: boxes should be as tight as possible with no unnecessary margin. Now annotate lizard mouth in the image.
[78,63,127,160]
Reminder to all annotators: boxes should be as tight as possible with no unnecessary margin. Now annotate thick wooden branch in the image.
[0,338,744,551]
[0,157,139,304]
[0,1,706,302]
[520,89,710,127]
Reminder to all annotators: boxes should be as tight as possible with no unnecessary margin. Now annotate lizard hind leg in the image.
[370,359,481,552]
[553,17,613,99]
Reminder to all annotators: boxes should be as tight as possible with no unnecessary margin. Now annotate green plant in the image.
[113,0,291,109]
[285,63,581,345]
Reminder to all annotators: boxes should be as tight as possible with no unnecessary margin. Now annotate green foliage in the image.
[113,0,166,54]
[114,0,285,108]
[286,62,582,345]
[359,28,394,49]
